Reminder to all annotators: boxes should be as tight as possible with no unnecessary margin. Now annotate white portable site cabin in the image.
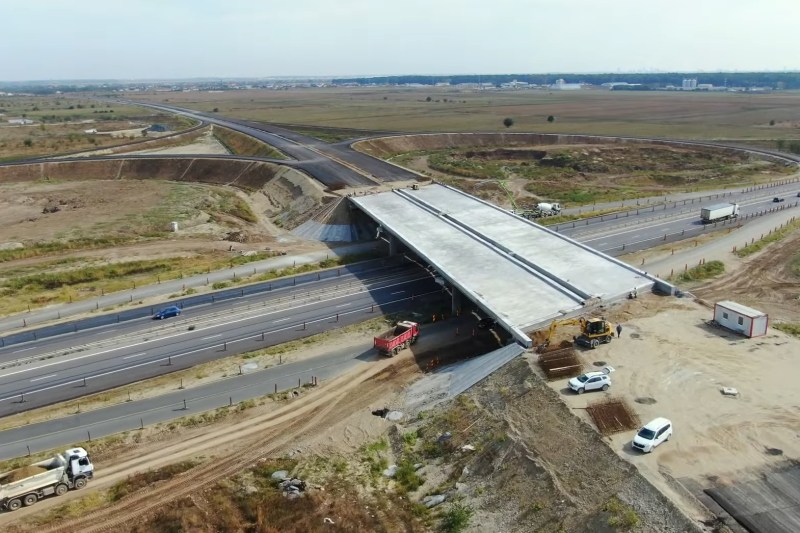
[713,300,768,338]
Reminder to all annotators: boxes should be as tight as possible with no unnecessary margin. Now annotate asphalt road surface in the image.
[125,101,416,187]
[0,319,462,460]
[0,263,440,416]
[554,182,800,255]
[0,243,382,343]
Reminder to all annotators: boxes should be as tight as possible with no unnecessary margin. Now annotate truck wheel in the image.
[604,336,612,344]
[411,336,418,345]
[590,339,600,349]
[23,493,38,506]
[55,483,69,496]
[74,477,88,489]
[7,498,22,511]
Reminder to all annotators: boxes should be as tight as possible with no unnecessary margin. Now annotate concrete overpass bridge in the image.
[351,183,673,347]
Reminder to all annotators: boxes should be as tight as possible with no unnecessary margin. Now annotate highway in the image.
[0,319,463,461]
[554,182,800,255]
[0,243,382,343]
[0,261,440,416]
[122,101,417,187]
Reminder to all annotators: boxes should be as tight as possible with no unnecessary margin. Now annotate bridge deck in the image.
[351,184,656,345]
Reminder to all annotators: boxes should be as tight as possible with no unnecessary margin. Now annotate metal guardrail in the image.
[0,258,403,349]
[552,176,800,232]
[598,201,799,257]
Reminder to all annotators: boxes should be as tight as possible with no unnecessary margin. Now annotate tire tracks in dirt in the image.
[35,354,421,533]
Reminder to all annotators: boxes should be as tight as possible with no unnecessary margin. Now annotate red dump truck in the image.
[374,321,420,356]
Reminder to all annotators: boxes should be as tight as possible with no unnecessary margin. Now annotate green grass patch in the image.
[213,125,286,159]
[5,259,181,291]
[735,219,800,257]
[0,237,135,263]
[284,127,359,143]
[674,260,725,283]
[394,459,424,493]
[217,189,258,223]
[774,323,800,337]
[440,501,474,533]
[537,206,631,226]
[604,497,641,531]
[361,438,390,481]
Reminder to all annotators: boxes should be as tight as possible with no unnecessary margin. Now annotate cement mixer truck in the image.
[515,202,563,219]
[0,447,94,511]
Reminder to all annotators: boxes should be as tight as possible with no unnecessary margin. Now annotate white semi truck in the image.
[0,447,94,511]
[700,203,739,224]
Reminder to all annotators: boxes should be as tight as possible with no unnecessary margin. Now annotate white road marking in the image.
[201,334,222,340]
[0,288,444,404]
[94,329,117,335]
[0,276,432,380]
[391,291,405,295]
[336,303,351,308]
[272,317,292,323]
[12,347,35,353]
[31,374,57,382]
[122,352,148,360]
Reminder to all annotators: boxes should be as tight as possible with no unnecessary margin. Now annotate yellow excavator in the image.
[536,317,615,351]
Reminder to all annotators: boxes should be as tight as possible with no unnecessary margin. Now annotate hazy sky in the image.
[2,0,798,80]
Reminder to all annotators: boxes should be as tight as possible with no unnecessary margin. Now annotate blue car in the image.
[153,306,181,320]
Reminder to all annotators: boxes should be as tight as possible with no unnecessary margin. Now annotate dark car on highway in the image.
[153,306,181,320]
[773,197,785,203]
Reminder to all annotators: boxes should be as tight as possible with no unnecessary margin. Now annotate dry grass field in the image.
[0,96,194,160]
[134,87,800,141]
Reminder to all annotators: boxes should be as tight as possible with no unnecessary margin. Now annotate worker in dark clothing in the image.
[616,324,622,338]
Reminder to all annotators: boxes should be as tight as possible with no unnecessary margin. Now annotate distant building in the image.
[7,118,34,125]
[84,128,98,134]
[682,78,698,90]
[697,83,714,91]
[550,79,581,91]
[500,80,530,89]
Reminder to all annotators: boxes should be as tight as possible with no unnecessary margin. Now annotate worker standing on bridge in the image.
[616,323,623,338]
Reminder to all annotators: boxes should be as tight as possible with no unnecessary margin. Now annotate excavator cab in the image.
[583,318,609,336]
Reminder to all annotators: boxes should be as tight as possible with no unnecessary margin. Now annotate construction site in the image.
[0,90,799,533]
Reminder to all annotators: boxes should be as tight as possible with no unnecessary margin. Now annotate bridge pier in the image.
[451,287,463,316]
[388,234,401,256]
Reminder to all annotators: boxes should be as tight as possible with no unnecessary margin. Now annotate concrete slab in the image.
[352,184,657,345]
[706,465,800,533]
[405,343,525,415]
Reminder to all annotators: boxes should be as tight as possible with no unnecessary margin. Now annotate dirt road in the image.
[1,335,436,532]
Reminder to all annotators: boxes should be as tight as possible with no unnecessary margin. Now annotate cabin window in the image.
[737,316,744,326]
[722,312,728,319]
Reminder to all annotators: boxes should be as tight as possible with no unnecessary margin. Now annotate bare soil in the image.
[692,229,800,323]
[549,297,800,525]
